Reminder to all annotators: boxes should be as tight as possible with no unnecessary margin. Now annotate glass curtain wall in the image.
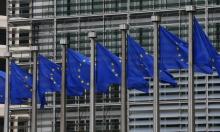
[7,0,220,131]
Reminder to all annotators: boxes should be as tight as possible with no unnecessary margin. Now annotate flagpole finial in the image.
[88,31,97,38]
[30,46,38,51]
[119,24,129,30]
[151,15,161,22]
[186,5,196,12]
[60,38,67,45]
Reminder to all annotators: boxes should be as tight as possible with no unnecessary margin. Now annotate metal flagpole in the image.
[204,3,209,131]
[52,0,57,129]
[31,46,38,132]
[151,15,161,132]
[3,51,11,132]
[60,38,67,132]
[119,24,129,132]
[4,0,10,131]
[88,31,97,132]
[186,5,196,132]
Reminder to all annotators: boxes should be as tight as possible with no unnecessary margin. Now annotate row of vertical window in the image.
[7,0,220,18]
[129,101,220,131]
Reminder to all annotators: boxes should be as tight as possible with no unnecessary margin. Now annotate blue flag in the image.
[38,55,61,107]
[160,26,213,74]
[193,18,213,74]
[96,43,121,93]
[159,26,188,69]
[10,62,32,104]
[127,36,149,92]
[67,49,90,96]
[193,17,220,76]
[38,55,61,93]
[213,55,220,77]
[127,36,177,86]
[0,71,5,104]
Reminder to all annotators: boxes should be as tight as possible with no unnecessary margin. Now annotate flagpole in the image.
[4,0,10,131]
[88,31,97,132]
[60,38,67,132]
[204,3,209,131]
[120,24,129,132]
[31,46,38,132]
[151,15,161,132]
[3,52,11,132]
[186,5,196,132]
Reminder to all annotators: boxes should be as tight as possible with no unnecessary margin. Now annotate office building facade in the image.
[7,0,220,131]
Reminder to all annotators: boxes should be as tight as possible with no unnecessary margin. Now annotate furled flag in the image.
[193,17,220,76]
[128,35,177,87]
[10,62,32,104]
[38,55,61,107]
[0,71,5,104]
[96,43,121,93]
[67,49,90,96]
[159,26,213,74]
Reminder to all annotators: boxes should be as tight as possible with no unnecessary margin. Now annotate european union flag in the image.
[193,17,213,74]
[128,35,177,86]
[193,17,220,76]
[159,26,188,69]
[38,55,61,107]
[67,49,90,96]
[127,60,149,93]
[127,36,149,92]
[160,26,213,74]
[10,62,32,104]
[38,55,61,93]
[0,71,5,104]
[96,43,121,93]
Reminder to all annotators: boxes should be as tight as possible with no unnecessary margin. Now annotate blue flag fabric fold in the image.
[38,55,61,93]
[0,71,5,104]
[213,55,220,76]
[193,18,213,74]
[96,40,150,93]
[159,26,189,69]
[193,17,220,76]
[128,35,177,87]
[127,36,149,92]
[10,62,32,104]
[127,60,149,93]
[38,55,62,107]
[160,26,213,74]
[67,49,90,96]
[96,43,121,93]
